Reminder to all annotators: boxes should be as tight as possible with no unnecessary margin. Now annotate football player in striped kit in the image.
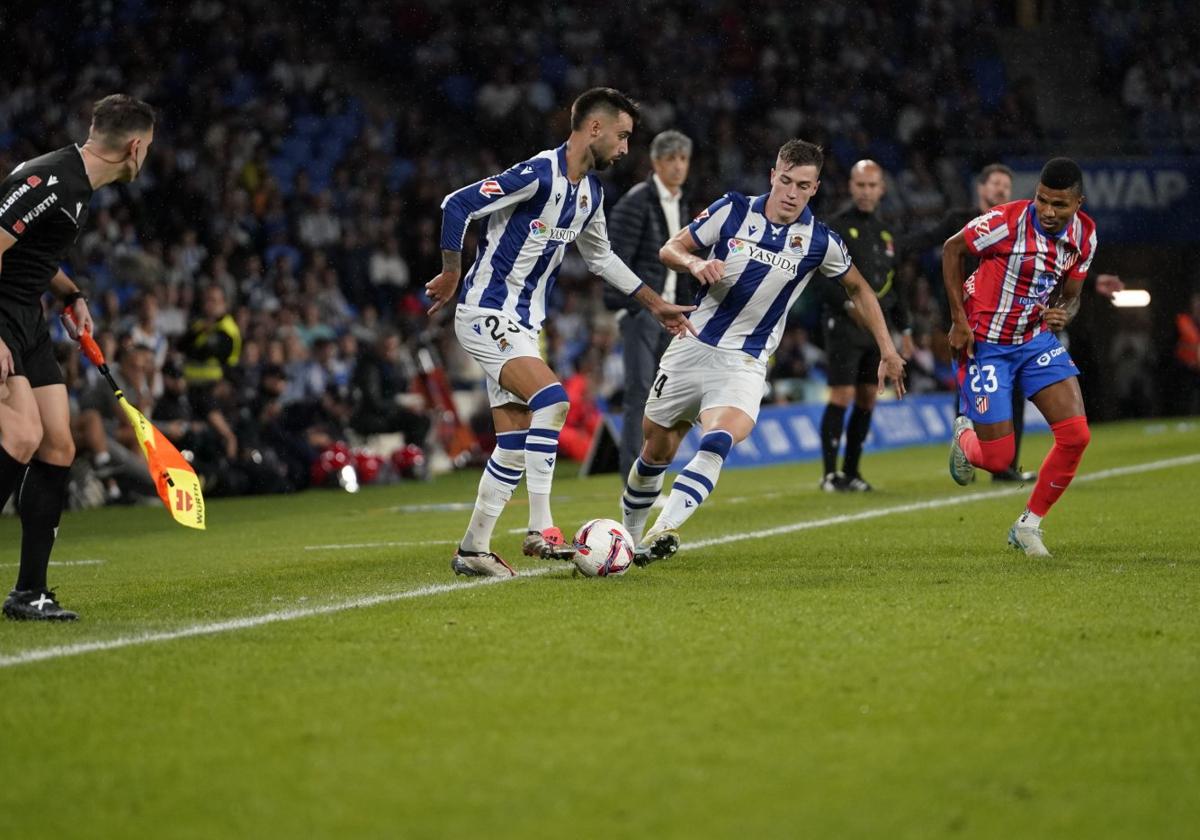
[425,88,695,577]
[944,157,1108,557]
[620,140,907,565]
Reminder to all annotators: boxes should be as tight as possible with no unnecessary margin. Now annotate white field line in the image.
[3,453,1196,669]
[0,568,559,668]
[0,559,106,568]
[683,453,1200,550]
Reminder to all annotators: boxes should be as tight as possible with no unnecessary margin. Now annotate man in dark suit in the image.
[607,130,695,478]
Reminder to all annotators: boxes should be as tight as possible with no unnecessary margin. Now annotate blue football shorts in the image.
[953,330,1079,424]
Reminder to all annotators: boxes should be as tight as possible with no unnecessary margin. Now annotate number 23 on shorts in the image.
[968,363,999,394]
[482,313,521,342]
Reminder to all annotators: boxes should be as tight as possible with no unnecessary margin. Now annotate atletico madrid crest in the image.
[975,395,989,414]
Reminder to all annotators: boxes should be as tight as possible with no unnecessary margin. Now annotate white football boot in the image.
[1008,518,1051,557]
[451,549,517,577]
[632,527,680,568]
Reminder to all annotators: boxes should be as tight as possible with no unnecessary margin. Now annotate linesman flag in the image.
[68,317,206,530]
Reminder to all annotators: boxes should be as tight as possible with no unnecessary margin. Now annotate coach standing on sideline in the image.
[606,130,695,479]
[0,94,155,621]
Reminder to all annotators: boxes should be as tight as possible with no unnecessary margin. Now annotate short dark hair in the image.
[777,139,824,172]
[570,87,639,130]
[978,163,1014,184]
[91,94,155,144]
[1039,157,1083,194]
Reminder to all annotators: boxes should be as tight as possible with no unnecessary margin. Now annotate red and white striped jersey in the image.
[961,199,1097,345]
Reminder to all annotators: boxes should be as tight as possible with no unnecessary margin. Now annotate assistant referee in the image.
[0,94,155,621]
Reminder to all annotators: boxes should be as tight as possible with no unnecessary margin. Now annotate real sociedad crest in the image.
[790,234,804,252]
[579,193,588,211]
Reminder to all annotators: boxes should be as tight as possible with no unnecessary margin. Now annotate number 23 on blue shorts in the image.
[954,331,1079,423]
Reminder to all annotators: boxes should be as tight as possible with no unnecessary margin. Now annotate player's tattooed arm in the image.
[424,250,463,316]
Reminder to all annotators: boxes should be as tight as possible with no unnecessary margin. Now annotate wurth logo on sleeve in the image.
[479,179,505,198]
[16,192,58,226]
[25,175,42,188]
[0,182,32,218]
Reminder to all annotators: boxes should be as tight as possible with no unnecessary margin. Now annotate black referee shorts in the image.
[0,303,65,388]
[824,319,880,388]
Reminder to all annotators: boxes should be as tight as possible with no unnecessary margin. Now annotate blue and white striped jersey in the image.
[686,192,852,361]
[441,144,643,332]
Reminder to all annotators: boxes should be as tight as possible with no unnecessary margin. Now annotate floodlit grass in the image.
[1,420,1197,839]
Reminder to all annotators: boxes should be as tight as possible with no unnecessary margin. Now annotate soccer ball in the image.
[572,518,636,577]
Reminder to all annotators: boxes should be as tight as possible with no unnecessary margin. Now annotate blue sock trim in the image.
[699,430,734,459]
[487,458,522,479]
[495,431,528,450]
[528,383,569,412]
[485,464,521,486]
[527,427,561,441]
[680,468,714,494]
[623,487,660,499]
[622,498,656,510]
[674,483,705,506]
[635,458,669,477]
[525,442,558,454]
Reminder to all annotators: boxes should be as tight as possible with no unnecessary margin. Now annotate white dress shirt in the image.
[653,173,682,303]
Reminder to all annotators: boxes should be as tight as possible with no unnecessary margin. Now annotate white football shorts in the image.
[643,337,768,427]
[454,305,544,407]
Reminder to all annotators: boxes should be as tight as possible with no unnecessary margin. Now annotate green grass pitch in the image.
[1,420,1197,839]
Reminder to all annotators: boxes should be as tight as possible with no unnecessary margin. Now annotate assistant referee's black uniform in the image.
[0,145,93,621]
[0,146,93,386]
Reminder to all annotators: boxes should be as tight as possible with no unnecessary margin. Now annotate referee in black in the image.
[818,160,913,492]
[0,94,155,620]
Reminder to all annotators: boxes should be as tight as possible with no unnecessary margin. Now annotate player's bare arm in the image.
[424,249,463,315]
[941,231,974,357]
[0,229,15,382]
[839,264,906,397]
[1040,276,1084,332]
[660,226,724,285]
[49,268,93,338]
[631,283,697,338]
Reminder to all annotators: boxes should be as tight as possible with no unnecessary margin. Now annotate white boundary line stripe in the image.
[682,454,1200,551]
[304,540,458,551]
[0,559,106,568]
[3,453,1195,669]
[0,568,558,668]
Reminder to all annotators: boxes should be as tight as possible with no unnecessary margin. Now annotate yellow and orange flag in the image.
[72,322,206,530]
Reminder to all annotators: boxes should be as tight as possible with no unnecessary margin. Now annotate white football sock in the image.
[460,433,525,553]
[524,383,569,533]
[655,430,733,532]
[622,457,668,545]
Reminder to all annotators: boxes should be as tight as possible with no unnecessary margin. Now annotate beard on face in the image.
[589,141,618,170]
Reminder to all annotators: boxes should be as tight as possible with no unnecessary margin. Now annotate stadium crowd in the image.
[1,0,1162,506]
